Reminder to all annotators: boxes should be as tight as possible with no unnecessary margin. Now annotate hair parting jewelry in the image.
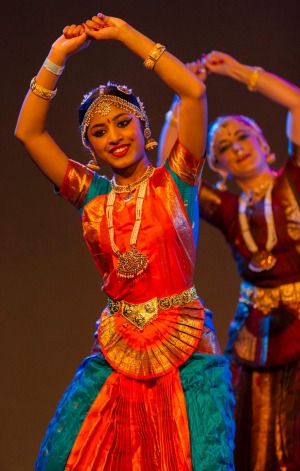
[43,58,65,76]
[80,88,157,151]
[143,43,166,70]
[247,67,263,92]
[30,77,57,100]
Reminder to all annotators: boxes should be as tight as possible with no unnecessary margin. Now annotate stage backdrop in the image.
[1,0,300,469]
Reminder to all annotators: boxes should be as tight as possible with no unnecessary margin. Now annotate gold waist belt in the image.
[108,286,198,330]
[239,280,300,315]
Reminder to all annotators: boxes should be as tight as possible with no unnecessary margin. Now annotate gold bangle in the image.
[143,43,166,70]
[165,110,178,127]
[247,67,263,92]
[30,76,57,100]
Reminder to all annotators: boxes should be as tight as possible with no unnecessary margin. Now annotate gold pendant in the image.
[117,247,149,278]
[248,250,277,272]
[121,298,158,330]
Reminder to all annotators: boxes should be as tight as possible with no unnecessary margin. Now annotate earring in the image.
[144,127,158,151]
[86,150,101,172]
[145,138,158,150]
[215,173,228,191]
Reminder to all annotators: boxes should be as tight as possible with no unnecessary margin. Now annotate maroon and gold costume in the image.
[199,144,300,470]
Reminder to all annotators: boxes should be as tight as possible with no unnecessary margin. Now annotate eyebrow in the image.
[217,129,248,145]
[90,112,131,131]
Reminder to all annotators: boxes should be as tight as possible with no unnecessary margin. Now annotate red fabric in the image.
[81,165,197,303]
[65,370,192,471]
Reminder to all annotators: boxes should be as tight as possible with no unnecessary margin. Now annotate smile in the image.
[110,145,130,157]
[237,153,251,163]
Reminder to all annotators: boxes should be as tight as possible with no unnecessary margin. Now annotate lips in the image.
[237,152,251,163]
[110,144,130,157]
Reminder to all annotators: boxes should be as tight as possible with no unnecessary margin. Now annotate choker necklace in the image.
[107,167,154,278]
[239,182,278,272]
[240,174,276,205]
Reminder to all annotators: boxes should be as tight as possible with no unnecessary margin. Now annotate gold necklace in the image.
[240,174,275,205]
[239,183,278,272]
[111,166,154,193]
[106,167,154,278]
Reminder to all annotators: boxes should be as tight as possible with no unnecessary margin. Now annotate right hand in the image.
[50,27,90,62]
[185,59,208,82]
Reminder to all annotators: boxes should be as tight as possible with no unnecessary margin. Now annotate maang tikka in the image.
[80,84,158,155]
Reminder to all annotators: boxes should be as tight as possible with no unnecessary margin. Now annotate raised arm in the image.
[157,61,207,165]
[204,51,300,145]
[15,27,90,187]
[82,14,207,160]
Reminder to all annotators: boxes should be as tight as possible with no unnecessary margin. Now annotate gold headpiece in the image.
[207,115,264,169]
[80,85,157,151]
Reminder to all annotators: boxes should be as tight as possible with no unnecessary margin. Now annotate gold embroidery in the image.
[239,280,300,315]
[108,286,198,330]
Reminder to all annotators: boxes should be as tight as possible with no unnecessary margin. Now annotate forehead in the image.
[213,119,252,141]
[88,104,134,124]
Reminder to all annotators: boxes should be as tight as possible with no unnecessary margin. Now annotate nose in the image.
[232,142,243,154]
[108,126,123,145]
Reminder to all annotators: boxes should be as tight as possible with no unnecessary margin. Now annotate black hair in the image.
[78,83,142,126]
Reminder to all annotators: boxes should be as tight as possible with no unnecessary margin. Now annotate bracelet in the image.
[247,67,263,92]
[143,43,166,70]
[30,77,57,100]
[43,58,65,76]
[165,110,178,127]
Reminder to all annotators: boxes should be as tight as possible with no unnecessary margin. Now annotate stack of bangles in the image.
[143,43,166,70]
[30,58,65,100]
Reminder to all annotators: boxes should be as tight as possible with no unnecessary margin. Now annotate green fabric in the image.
[36,355,113,471]
[36,353,235,471]
[180,353,235,470]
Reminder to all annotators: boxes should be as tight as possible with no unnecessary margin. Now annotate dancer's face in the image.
[86,105,147,170]
[212,120,270,180]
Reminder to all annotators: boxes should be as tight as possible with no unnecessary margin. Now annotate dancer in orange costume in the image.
[15,13,235,471]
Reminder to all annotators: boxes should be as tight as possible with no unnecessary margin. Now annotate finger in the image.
[73,24,85,36]
[97,12,111,27]
[82,25,99,40]
[63,24,78,39]
[86,19,104,30]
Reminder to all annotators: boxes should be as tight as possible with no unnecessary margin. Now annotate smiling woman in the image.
[81,85,150,177]
[14,11,235,471]
[159,50,300,471]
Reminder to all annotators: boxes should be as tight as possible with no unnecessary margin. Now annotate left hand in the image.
[203,51,239,76]
[83,12,127,41]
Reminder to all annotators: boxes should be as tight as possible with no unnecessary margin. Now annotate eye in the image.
[219,144,231,154]
[92,129,106,138]
[118,118,132,128]
[237,132,250,141]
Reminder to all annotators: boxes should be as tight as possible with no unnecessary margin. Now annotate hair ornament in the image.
[80,82,157,151]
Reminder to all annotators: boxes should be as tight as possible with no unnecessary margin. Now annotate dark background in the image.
[2,1,300,469]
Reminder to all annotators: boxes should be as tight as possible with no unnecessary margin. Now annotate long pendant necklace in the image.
[106,166,154,278]
[238,182,278,272]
